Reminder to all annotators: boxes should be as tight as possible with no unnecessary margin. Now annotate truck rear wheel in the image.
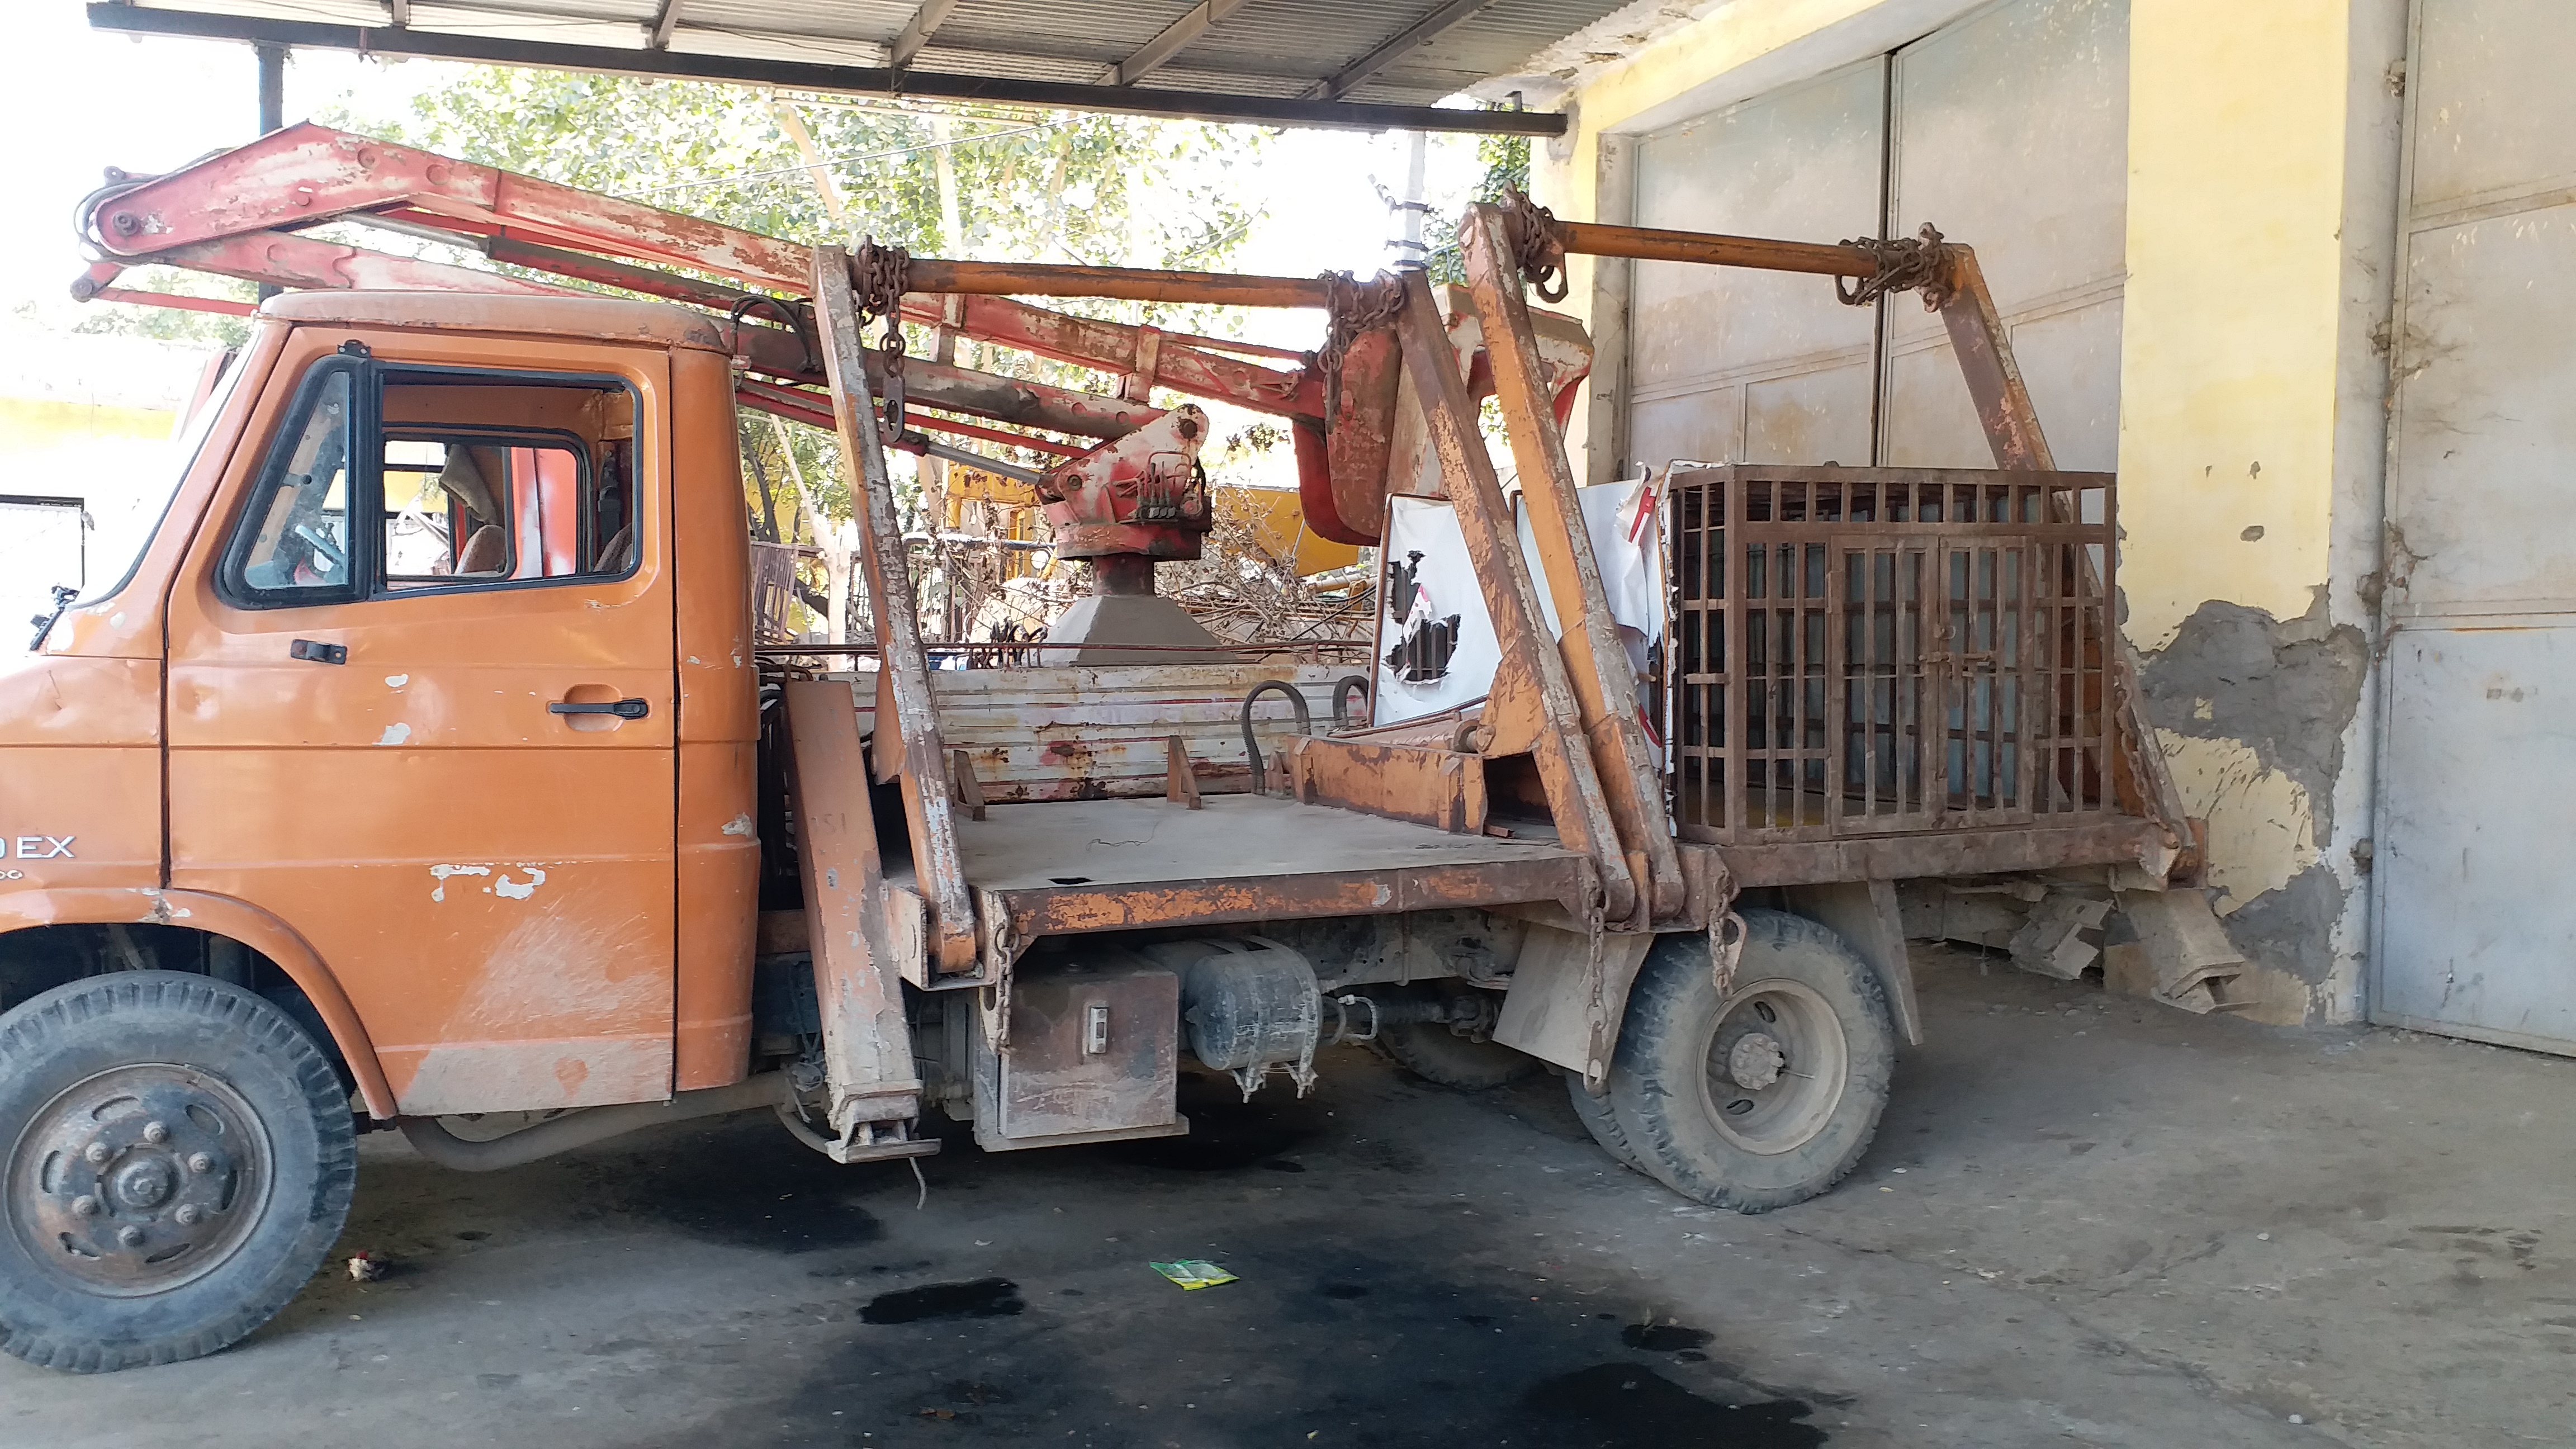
[1562,1072,1651,1175]
[1604,911,1895,1212]
[0,972,356,1372]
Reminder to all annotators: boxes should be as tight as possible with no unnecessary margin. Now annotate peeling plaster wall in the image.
[2138,594,2371,1002]
[1538,0,2408,1025]
[2119,0,2404,1023]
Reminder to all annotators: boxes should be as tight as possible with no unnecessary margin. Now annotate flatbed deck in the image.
[955,795,1588,939]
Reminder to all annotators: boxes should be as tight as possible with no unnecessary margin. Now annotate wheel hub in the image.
[1700,982,1852,1157]
[8,1065,272,1297]
[1726,1031,1787,1091]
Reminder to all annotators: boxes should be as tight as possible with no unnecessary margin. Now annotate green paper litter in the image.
[1149,1259,1238,1290]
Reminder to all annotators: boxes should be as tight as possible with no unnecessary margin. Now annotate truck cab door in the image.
[165,332,679,1117]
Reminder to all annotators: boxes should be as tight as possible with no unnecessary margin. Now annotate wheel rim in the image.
[1697,979,1849,1156]
[8,1064,275,1298]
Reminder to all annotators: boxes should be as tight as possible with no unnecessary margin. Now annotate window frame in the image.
[217,355,645,611]
[217,356,370,611]
[379,424,599,591]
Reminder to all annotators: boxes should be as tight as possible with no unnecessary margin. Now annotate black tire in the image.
[1606,911,1895,1213]
[1562,1071,1651,1176]
[1372,1022,1541,1090]
[0,971,356,1372]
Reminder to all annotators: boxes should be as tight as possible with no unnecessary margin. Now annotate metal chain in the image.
[1501,188,1569,302]
[1313,269,1406,406]
[1581,874,1610,1089]
[851,238,912,434]
[1834,223,1959,311]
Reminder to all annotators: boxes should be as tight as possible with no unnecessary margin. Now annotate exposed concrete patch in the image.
[2137,592,2368,1010]
[2219,861,2348,991]
[2137,591,2367,822]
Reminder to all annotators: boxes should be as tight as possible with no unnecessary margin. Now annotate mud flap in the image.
[1783,880,1922,1046]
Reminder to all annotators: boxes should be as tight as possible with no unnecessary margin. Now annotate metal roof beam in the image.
[87,4,1565,135]
[1308,0,1498,101]
[887,0,961,68]
[645,0,683,49]
[1104,0,1250,87]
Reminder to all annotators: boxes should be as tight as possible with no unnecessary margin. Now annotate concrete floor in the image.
[6,946,2571,1448]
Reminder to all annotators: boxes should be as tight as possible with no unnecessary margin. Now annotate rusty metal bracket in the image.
[1461,202,1682,922]
[815,244,980,976]
[1834,223,1958,311]
[1711,910,1748,999]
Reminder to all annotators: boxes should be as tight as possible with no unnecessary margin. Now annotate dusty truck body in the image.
[0,127,2194,1371]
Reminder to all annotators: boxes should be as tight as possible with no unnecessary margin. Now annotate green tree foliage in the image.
[354,70,1262,316]
[1423,112,1532,287]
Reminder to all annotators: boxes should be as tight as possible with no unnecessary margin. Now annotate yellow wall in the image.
[2115,1,2354,650]
[0,396,176,455]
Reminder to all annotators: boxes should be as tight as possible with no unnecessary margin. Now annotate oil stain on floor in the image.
[619,1073,1852,1448]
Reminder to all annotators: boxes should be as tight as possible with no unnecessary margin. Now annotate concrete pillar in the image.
[2115,0,2407,1023]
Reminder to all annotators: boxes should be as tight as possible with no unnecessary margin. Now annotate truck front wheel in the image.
[1603,911,1895,1212]
[0,972,356,1372]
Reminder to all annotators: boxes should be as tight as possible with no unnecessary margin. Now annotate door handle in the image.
[550,698,649,719]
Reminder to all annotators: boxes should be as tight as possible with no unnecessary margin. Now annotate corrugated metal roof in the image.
[109,0,1627,117]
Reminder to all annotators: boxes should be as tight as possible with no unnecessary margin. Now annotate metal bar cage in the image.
[1664,466,2119,844]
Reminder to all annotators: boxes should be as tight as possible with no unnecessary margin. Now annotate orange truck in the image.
[1,127,2197,1372]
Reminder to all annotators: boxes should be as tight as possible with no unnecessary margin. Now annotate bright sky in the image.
[4,2,1489,343]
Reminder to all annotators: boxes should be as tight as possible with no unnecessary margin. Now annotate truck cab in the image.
[6,293,763,1121]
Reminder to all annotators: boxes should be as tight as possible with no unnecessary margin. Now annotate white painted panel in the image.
[1883,0,2129,468]
[2387,201,2576,615]
[2411,0,2576,217]
[1627,59,1883,468]
[1629,387,1741,473]
[2374,0,2576,1048]
[2373,626,2576,1050]
[1744,360,1874,465]
[1883,297,2122,471]
[1376,495,1503,724]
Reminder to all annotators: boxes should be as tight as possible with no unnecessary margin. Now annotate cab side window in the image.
[378,375,637,593]
[225,363,359,606]
[221,360,637,608]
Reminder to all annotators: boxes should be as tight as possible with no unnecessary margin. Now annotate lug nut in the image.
[186,1153,214,1174]
[83,1142,111,1166]
[174,1205,201,1227]
[143,1121,170,1144]
[70,1195,100,1218]
[116,1226,145,1248]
